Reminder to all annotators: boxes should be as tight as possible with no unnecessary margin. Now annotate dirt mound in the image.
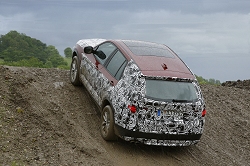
[222,79,250,90]
[0,65,249,166]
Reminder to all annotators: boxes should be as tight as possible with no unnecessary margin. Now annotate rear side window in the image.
[106,51,127,80]
[146,79,198,102]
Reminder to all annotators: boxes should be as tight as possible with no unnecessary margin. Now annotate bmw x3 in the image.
[70,39,206,146]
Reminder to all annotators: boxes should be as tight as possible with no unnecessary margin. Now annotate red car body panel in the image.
[84,51,119,86]
[131,55,195,79]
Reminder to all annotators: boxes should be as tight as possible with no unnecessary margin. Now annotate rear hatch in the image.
[141,78,203,135]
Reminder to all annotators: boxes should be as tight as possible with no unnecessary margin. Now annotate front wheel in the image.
[100,105,117,141]
[70,56,81,86]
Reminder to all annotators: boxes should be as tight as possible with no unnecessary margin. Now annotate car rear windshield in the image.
[146,79,198,102]
[123,40,174,58]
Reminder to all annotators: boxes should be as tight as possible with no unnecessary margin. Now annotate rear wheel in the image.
[100,105,117,141]
[70,56,81,86]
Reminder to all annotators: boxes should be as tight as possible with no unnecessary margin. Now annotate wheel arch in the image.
[70,51,82,86]
[101,98,119,130]
[72,49,82,73]
[72,50,77,58]
[72,49,82,62]
[100,99,118,140]
[72,44,84,61]
[101,99,112,111]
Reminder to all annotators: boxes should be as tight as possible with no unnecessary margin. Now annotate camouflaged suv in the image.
[70,39,206,146]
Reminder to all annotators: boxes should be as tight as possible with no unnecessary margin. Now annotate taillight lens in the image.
[202,109,206,117]
[128,105,137,113]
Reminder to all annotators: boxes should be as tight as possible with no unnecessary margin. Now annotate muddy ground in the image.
[0,65,249,166]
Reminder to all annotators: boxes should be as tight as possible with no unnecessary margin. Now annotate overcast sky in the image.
[0,0,250,82]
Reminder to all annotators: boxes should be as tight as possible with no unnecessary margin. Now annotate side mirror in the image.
[83,46,106,60]
[84,46,94,54]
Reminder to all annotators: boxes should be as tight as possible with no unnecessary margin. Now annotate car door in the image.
[94,46,128,105]
[100,49,128,94]
[81,42,117,104]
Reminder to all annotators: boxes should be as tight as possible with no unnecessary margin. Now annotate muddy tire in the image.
[70,56,81,86]
[100,105,117,141]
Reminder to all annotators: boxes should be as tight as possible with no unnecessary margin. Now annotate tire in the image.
[100,105,117,141]
[70,56,81,86]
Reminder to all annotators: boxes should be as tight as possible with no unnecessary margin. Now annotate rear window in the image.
[123,40,174,58]
[146,79,198,102]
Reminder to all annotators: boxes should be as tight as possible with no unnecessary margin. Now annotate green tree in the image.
[0,31,69,69]
[195,75,207,84]
[0,30,47,62]
[195,75,221,85]
[208,78,216,85]
[44,61,53,68]
[46,45,67,68]
[4,57,44,68]
[2,47,23,61]
[215,80,221,85]
[64,47,72,58]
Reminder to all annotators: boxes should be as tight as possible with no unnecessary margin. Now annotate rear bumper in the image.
[115,124,202,146]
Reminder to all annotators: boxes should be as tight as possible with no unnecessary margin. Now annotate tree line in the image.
[0,30,220,85]
[196,75,220,85]
[0,30,72,69]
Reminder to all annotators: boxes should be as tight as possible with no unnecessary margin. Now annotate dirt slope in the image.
[0,65,249,166]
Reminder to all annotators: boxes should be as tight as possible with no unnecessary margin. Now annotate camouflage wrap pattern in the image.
[80,54,113,106]
[111,61,205,146]
[78,40,205,146]
[76,39,106,48]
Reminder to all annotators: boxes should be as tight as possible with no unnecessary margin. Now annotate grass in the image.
[11,161,26,166]
[0,58,4,65]
[64,57,72,68]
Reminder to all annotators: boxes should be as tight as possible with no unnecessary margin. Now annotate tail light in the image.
[128,105,137,113]
[202,109,206,117]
